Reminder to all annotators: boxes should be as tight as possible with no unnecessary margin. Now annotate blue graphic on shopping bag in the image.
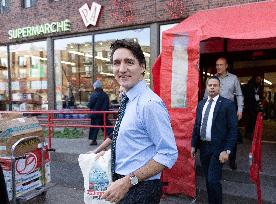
[87,166,109,199]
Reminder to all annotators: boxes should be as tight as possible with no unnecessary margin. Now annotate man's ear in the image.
[140,64,145,74]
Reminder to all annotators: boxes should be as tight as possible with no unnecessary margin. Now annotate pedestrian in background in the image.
[192,76,238,204]
[94,86,125,154]
[101,39,178,204]
[87,80,113,145]
[242,75,262,139]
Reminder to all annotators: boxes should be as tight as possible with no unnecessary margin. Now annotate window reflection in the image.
[95,28,150,101]
[10,42,47,110]
[22,0,37,8]
[0,0,8,13]
[0,46,8,110]
[54,29,150,110]
[54,36,93,109]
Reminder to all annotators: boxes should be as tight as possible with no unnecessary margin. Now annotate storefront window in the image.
[0,0,8,13]
[10,41,47,110]
[0,46,9,110]
[54,36,93,109]
[95,28,150,100]
[22,0,37,8]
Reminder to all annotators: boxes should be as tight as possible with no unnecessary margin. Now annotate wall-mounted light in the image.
[61,61,75,66]
[203,72,213,76]
[100,72,114,76]
[264,78,272,85]
[69,51,85,56]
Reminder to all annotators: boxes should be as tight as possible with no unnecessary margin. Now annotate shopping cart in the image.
[0,136,54,204]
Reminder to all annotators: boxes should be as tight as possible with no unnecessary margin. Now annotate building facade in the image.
[0,0,264,110]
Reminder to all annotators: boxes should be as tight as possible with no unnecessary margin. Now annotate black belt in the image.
[113,173,161,183]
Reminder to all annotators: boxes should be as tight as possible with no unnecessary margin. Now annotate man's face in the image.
[206,79,220,98]
[256,76,262,85]
[216,58,228,75]
[112,48,145,91]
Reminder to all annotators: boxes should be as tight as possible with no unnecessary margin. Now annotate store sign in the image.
[8,19,71,40]
[79,2,101,27]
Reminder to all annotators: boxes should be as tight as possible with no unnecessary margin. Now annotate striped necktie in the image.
[200,98,213,140]
[111,94,129,181]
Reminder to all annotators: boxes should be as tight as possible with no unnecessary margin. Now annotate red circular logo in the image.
[16,153,37,174]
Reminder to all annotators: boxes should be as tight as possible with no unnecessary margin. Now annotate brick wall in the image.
[0,0,265,44]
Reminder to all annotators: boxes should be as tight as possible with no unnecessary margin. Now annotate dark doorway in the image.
[199,37,276,143]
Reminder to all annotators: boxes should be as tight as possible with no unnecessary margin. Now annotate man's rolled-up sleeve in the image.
[143,100,178,169]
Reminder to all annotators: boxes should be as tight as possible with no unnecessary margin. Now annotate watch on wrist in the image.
[226,150,231,155]
[129,173,139,186]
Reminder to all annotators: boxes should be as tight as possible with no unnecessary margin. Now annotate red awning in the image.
[167,0,276,40]
[153,0,276,198]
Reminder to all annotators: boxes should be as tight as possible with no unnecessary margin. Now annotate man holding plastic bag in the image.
[80,39,178,204]
[104,39,178,203]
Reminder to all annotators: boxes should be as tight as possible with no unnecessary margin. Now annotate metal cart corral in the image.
[1,136,54,204]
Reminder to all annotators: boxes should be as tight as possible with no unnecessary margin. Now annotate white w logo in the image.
[79,2,102,27]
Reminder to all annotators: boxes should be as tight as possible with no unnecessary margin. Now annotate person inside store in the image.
[101,39,178,204]
[242,75,263,139]
[62,95,69,109]
[204,57,243,170]
[68,95,76,109]
[0,164,9,204]
[87,80,113,145]
[192,76,238,204]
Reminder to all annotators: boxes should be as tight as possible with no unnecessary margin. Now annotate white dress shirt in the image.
[200,95,219,141]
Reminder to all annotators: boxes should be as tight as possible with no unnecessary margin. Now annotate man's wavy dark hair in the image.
[110,39,146,69]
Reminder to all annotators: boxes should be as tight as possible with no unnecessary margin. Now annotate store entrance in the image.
[199,39,276,144]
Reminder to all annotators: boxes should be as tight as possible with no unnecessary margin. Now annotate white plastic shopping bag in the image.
[78,150,112,204]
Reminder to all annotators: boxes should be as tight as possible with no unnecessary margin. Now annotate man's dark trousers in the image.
[200,142,223,204]
[89,116,113,141]
[229,143,237,168]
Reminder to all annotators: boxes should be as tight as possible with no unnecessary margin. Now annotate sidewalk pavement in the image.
[52,137,97,155]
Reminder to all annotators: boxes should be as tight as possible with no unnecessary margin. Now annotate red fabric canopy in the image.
[153,0,276,197]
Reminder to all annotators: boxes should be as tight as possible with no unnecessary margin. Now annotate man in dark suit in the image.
[191,76,238,204]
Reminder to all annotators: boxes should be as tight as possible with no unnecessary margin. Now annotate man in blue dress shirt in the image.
[102,39,178,204]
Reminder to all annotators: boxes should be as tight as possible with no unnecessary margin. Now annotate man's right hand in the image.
[191,147,196,159]
[102,176,131,203]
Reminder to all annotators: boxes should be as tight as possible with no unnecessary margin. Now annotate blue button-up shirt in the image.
[115,80,178,180]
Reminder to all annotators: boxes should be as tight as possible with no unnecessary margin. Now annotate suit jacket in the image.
[191,95,238,155]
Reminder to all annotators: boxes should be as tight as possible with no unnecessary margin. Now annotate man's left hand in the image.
[101,176,131,203]
[237,112,242,120]
[219,151,229,163]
